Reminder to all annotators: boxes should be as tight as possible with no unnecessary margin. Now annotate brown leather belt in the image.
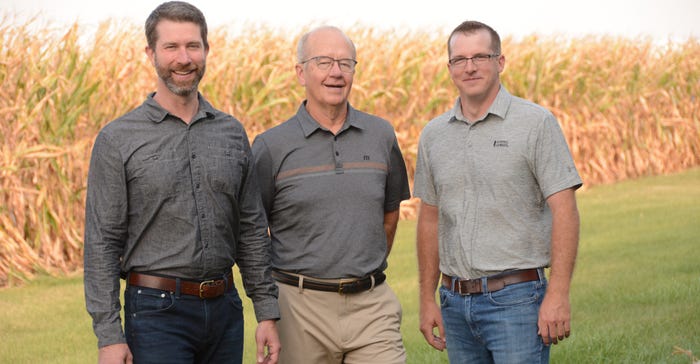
[272,270,386,294]
[127,271,233,299]
[442,269,540,295]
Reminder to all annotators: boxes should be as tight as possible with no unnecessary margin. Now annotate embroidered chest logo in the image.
[363,155,370,160]
[493,140,509,147]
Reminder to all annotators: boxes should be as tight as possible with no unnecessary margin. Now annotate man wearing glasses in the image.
[252,26,410,363]
[414,21,582,363]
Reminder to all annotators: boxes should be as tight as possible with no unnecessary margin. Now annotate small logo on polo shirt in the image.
[493,140,509,147]
[363,155,370,160]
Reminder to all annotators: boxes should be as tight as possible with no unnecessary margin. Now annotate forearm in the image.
[416,202,441,303]
[236,208,279,322]
[235,228,280,322]
[236,250,280,322]
[83,234,127,347]
[383,209,400,255]
[546,188,580,295]
[538,188,580,344]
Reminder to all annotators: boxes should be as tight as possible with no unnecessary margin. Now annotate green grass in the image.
[1,168,698,363]
[555,168,700,363]
[0,273,94,363]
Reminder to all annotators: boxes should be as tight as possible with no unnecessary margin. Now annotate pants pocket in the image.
[126,286,176,316]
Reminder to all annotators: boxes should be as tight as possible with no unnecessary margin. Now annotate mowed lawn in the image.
[1,168,698,363]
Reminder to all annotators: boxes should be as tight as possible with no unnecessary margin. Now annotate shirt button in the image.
[201,213,205,218]
[191,154,196,159]
[335,151,339,156]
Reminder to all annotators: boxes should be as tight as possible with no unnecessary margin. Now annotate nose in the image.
[328,60,343,75]
[175,47,191,64]
[463,59,478,72]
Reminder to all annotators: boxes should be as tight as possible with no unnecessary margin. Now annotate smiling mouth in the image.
[173,69,195,76]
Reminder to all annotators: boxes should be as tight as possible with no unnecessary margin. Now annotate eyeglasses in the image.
[448,54,500,68]
[301,56,358,73]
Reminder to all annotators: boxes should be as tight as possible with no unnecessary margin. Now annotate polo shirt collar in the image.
[295,101,366,138]
[449,85,512,124]
[143,92,216,124]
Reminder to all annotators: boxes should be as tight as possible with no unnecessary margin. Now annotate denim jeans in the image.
[124,284,244,364]
[440,272,549,364]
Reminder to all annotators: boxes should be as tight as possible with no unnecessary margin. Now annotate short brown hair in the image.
[448,21,501,57]
[145,1,209,50]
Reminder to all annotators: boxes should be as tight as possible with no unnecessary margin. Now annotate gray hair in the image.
[296,26,356,63]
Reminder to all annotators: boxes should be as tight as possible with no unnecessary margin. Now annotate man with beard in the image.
[83,2,280,363]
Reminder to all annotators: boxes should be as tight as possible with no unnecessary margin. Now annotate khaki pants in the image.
[276,281,406,364]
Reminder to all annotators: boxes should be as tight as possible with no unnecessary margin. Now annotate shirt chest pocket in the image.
[127,152,190,199]
[202,146,247,196]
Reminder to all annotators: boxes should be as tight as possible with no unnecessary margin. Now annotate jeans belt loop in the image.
[298,275,304,294]
[175,277,181,297]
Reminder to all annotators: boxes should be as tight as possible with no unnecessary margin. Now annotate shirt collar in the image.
[449,85,512,124]
[143,92,216,124]
[295,101,365,138]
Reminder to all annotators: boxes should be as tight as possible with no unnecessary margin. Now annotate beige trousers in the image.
[276,281,406,364]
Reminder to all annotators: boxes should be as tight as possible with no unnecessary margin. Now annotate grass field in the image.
[0,168,698,363]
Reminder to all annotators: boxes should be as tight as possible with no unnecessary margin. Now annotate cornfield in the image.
[1,18,698,286]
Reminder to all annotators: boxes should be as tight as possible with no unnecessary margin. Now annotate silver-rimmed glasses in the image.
[301,56,358,73]
[448,54,500,68]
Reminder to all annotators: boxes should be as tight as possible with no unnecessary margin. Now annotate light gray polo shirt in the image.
[252,102,411,279]
[414,86,582,279]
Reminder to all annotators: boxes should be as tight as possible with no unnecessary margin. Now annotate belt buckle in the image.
[457,278,479,296]
[457,280,469,296]
[338,279,360,295]
[199,280,220,299]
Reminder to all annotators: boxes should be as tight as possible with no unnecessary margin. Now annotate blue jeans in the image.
[440,272,549,364]
[124,284,244,364]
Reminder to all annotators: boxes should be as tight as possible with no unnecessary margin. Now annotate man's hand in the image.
[98,343,133,364]
[255,319,281,364]
[537,292,571,345]
[419,300,446,351]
